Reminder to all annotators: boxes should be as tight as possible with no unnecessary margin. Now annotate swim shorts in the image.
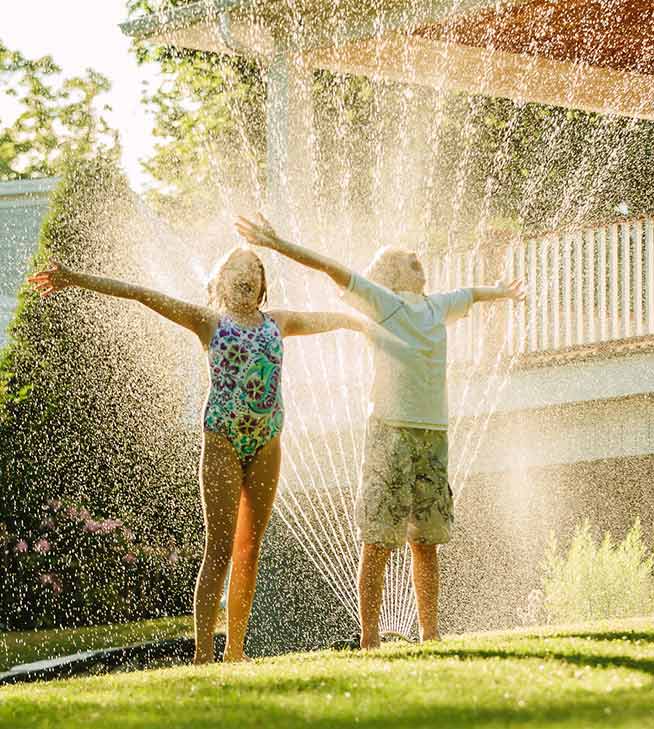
[355,418,454,548]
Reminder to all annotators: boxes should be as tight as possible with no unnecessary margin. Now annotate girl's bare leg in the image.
[358,543,391,649]
[224,436,281,662]
[193,431,243,665]
[410,543,440,641]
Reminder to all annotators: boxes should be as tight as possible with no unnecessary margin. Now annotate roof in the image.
[0,178,60,201]
[414,0,654,76]
[120,0,249,40]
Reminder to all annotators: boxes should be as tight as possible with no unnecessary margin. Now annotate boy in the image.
[236,215,525,648]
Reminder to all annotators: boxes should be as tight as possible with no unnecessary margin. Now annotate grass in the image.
[0,616,195,672]
[1,617,653,729]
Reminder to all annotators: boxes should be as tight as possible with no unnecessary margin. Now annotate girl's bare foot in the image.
[420,631,441,642]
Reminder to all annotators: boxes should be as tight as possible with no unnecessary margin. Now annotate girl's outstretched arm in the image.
[271,311,363,337]
[271,310,409,357]
[28,260,216,343]
[235,215,352,288]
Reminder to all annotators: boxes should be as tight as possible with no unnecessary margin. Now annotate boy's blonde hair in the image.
[364,246,409,292]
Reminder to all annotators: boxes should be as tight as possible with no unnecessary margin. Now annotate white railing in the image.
[436,218,654,363]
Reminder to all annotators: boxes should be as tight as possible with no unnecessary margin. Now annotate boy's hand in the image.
[235,214,280,250]
[496,279,526,302]
[28,260,74,297]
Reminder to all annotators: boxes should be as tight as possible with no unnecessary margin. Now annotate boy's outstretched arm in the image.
[472,279,526,303]
[235,215,352,288]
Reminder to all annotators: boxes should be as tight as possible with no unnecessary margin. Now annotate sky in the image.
[2,1,161,190]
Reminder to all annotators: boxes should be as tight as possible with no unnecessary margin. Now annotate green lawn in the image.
[1,618,654,729]
[0,616,195,672]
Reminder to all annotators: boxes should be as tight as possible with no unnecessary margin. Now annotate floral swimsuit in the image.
[204,312,284,464]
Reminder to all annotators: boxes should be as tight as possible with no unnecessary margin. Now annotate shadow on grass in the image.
[1,675,651,729]
[545,631,654,645]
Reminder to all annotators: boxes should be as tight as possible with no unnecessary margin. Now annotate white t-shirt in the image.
[342,273,473,430]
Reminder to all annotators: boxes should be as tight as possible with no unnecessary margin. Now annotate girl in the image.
[29,245,365,663]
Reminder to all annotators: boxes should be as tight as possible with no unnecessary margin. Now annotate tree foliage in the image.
[0,157,201,629]
[0,40,119,181]
[126,1,266,219]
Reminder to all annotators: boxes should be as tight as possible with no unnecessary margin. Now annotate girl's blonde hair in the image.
[364,246,408,291]
[207,246,268,309]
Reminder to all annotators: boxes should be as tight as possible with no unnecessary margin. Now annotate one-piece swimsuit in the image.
[203,312,284,464]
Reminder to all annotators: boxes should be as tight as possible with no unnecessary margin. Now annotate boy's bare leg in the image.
[358,543,391,649]
[410,543,440,641]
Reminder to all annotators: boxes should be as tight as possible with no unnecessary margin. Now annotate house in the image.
[0,178,58,347]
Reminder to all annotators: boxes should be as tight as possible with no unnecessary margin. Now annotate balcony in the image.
[441,217,654,366]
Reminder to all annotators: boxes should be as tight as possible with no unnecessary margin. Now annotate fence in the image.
[436,218,654,362]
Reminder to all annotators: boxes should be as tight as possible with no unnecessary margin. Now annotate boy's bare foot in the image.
[360,633,381,650]
[223,649,252,663]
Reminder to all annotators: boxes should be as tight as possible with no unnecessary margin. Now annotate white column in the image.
[585,230,596,343]
[552,237,560,349]
[562,236,572,347]
[516,243,526,352]
[528,239,538,352]
[505,246,514,355]
[598,227,608,341]
[609,223,619,340]
[621,221,631,338]
[647,219,654,334]
[574,232,584,345]
[540,239,549,351]
[266,52,315,219]
[634,220,643,336]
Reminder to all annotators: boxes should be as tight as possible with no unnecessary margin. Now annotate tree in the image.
[0,157,201,629]
[126,1,266,221]
[0,40,119,180]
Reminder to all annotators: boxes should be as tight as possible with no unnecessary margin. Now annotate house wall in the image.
[0,178,58,347]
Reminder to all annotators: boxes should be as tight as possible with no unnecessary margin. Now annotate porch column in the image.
[266,51,315,222]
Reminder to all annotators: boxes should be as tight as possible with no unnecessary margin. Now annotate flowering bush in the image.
[0,499,198,631]
[540,519,654,624]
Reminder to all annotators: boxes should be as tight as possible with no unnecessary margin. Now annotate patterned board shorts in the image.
[355,418,454,548]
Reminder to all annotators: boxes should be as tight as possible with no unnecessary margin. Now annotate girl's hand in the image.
[496,279,526,302]
[28,260,74,298]
[235,213,280,249]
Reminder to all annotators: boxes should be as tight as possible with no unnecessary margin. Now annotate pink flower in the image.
[34,538,50,554]
[100,518,123,533]
[47,499,62,512]
[65,506,78,519]
[40,573,63,594]
[123,552,137,565]
[83,519,101,533]
[15,539,28,554]
[78,508,91,521]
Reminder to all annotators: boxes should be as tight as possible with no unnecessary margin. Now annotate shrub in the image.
[0,156,202,630]
[0,499,195,630]
[540,519,654,624]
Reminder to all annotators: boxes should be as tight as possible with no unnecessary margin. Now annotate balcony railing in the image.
[436,218,654,363]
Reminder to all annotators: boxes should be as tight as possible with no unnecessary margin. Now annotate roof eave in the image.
[119,0,250,41]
